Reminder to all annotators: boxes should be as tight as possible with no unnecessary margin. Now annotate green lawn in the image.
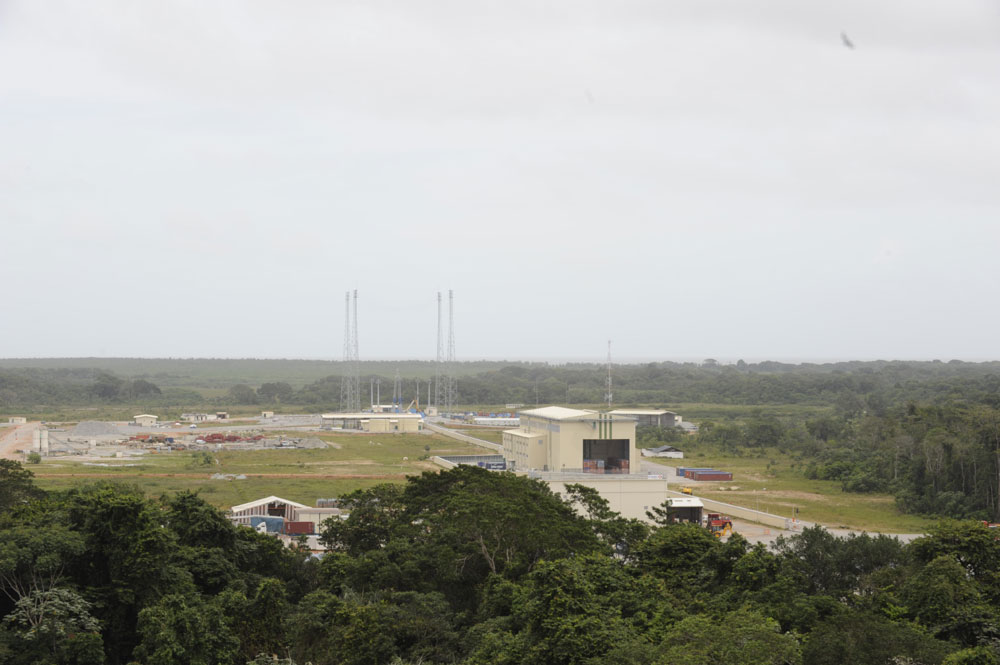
[191,419,261,428]
[646,449,935,533]
[31,432,483,508]
[458,429,505,444]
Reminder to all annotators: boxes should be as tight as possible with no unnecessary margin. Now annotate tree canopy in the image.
[2,462,1000,664]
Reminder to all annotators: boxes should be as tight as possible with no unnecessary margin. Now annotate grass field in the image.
[646,449,935,533]
[458,429,505,444]
[28,432,937,532]
[30,432,485,508]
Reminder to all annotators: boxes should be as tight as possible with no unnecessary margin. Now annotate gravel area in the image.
[72,421,123,436]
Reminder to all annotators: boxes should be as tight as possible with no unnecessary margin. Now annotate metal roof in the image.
[231,495,310,513]
[519,406,596,421]
[520,406,637,423]
[668,497,704,508]
[133,414,158,419]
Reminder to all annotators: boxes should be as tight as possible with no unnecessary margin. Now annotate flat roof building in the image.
[503,406,639,475]
[321,412,423,433]
[608,409,679,428]
[641,444,684,458]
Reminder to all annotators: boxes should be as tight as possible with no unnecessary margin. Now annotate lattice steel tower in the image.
[434,292,445,411]
[392,369,402,412]
[339,290,361,413]
[604,339,613,408]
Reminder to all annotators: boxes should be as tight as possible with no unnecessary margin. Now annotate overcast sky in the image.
[2,1,999,362]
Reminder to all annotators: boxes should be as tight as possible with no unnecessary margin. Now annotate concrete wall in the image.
[430,455,458,469]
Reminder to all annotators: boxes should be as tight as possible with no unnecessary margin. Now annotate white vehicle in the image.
[189,424,197,429]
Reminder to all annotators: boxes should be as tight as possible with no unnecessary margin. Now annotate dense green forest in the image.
[3,358,1000,409]
[2,461,999,665]
[5,359,1000,521]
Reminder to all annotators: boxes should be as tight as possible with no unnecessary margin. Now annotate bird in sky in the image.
[841,31,856,49]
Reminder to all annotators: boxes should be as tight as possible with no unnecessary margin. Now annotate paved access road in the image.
[728,518,923,546]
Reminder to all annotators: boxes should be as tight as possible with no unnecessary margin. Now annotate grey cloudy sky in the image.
[2,1,999,362]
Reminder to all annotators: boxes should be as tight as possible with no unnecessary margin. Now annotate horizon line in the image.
[2,355,999,365]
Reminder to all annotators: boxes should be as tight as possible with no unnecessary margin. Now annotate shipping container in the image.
[677,467,714,477]
[689,471,733,481]
[283,521,315,535]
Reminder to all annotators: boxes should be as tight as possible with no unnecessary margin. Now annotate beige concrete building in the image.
[503,406,639,474]
[608,409,679,428]
[321,412,423,433]
[8,417,27,425]
[547,476,676,522]
[133,414,158,427]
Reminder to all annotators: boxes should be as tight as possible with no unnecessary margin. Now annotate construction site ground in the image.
[24,426,486,508]
[9,415,933,540]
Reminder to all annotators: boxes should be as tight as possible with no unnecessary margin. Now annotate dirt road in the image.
[0,422,40,461]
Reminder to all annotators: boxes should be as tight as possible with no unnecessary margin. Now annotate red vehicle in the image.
[706,513,734,538]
